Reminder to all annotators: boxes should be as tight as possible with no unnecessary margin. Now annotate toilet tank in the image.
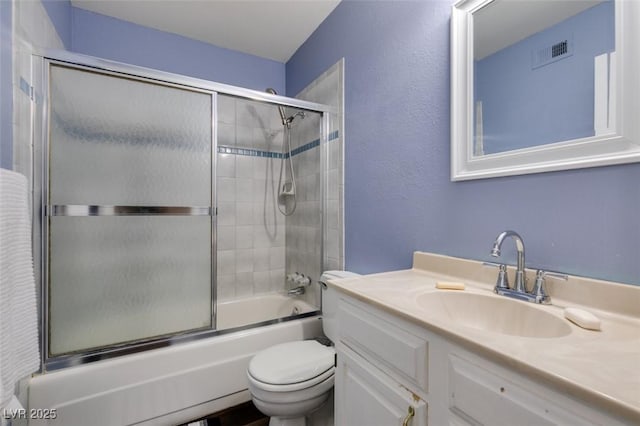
[319,271,361,343]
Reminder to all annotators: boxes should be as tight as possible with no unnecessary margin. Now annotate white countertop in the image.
[327,252,640,423]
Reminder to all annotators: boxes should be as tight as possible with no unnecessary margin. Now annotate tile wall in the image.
[213,60,345,306]
[216,94,288,301]
[293,59,345,307]
[284,109,322,295]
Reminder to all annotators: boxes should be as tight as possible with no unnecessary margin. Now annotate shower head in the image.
[289,111,306,123]
[265,88,288,127]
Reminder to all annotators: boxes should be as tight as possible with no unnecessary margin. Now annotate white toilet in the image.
[247,271,360,426]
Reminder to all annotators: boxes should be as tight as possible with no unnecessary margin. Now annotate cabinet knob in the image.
[402,406,415,426]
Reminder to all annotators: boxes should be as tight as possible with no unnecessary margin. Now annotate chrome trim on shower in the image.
[31,50,331,371]
[320,112,329,284]
[47,205,212,216]
[35,55,51,373]
[34,49,337,115]
[39,58,220,367]
[211,92,218,333]
[44,311,320,371]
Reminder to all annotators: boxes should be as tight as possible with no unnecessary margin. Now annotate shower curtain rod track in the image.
[33,49,338,115]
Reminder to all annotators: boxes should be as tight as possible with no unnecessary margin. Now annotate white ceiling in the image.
[474,0,604,60]
[71,0,342,63]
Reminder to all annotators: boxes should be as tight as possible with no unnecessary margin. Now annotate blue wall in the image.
[476,1,614,154]
[70,7,285,93]
[0,0,12,169]
[41,0,71,49]
[287,0,640,285]
[40,1,285,92]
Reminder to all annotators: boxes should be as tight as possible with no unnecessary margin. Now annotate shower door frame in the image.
[32,49,336,372]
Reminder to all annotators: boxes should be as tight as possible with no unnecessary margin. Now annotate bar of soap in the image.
[564,307,601,331]
[436,281,465,290]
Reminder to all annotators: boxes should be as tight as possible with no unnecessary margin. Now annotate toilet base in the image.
[268,416,306,426]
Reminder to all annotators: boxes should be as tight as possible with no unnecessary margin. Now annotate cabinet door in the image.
[336,346,427,426]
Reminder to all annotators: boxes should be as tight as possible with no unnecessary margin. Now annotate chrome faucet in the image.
[491,230,527,293]
[487,230,568,304]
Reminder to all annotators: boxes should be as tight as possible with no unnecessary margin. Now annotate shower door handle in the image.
[47,205,212,216]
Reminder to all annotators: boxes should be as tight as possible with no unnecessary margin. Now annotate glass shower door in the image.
[46,64,214,356]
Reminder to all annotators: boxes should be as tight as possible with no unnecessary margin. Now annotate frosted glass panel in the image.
[48,65,212,206]
[49,216,212,355]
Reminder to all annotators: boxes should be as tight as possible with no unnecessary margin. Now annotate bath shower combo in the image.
[25,47,336,426]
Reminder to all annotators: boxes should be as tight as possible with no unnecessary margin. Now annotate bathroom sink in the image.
[415,291,572,338]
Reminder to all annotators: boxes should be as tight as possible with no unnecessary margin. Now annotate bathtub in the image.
[217,294,316,330]
[28,295,321,426]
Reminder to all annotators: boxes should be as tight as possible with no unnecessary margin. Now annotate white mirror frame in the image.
[451,0,640,181]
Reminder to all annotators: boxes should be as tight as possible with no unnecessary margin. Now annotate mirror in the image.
[451,0,639,181]
[474,1,614,155]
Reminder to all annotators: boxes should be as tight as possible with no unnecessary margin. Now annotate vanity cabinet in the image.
[334,298,429,426]
[333,294,629,426]
[336,347,427,426]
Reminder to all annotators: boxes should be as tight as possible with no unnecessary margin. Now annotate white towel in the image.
[0,169,40,409]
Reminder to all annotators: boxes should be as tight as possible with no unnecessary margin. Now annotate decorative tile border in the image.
[217,146,283,158]
[290,139,320,157]
[218,130,339,158]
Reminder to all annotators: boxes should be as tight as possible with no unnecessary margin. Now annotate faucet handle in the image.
[295,275,311,286]
[540,270,569,281]
[483,262,510,291]
[531,269,568,304]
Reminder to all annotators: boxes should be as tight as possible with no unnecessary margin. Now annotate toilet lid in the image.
[248,340,335,385]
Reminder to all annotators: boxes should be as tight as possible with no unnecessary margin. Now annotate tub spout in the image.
[287,286,306,296]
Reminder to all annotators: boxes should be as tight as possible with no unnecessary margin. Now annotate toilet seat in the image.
[248,365,334,393]
[248,340,335,392]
